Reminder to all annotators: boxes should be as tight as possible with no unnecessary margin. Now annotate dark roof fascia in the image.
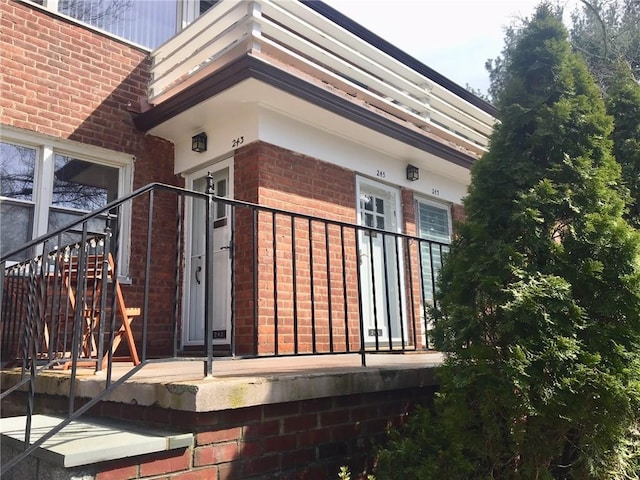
[135,55,475,169]
[134,56,254,132]
[301,0,500,118]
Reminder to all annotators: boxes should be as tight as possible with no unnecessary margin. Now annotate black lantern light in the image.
[191,132,207,153]
[406,164,419,181]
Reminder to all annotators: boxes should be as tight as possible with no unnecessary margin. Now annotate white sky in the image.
[322,0,582,95]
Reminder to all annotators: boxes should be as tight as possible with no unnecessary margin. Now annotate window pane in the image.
[200,1,219,15]
[364,213,374,228]
[418,203,450,243]
[0,202,34,260]
[375,197,384,214]
[216,179,227,220]
[1,142,36,201]
[360,194,372,212]
[52,155,119,211]
[58,0,178,49]
[48,209,108,233]
[420,243,449,303]
[48,209,109,247]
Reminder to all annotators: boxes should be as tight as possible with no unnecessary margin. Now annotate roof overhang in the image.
[135,55,477,171]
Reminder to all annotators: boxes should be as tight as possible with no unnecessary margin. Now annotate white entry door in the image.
[185,165,232,346]
[356,177,405,345]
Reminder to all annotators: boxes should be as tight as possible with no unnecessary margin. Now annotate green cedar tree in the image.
[606,60,640,228]
[376,4,640,479]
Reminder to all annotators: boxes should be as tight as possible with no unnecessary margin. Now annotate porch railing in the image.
[0,179,447,475]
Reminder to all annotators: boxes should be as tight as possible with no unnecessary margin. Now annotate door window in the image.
[215,178,227,227]
[0,143,36,258]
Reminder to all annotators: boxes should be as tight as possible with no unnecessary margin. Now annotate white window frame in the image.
[0,127,134,277]
[27,0,213,49]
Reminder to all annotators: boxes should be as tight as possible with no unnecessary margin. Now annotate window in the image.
[416,200,451,303]
[0,143,37,257]
[31,0,219,49]
[0,131,132,269]
[200,1,218,15]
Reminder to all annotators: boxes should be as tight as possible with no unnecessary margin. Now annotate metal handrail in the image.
[1,180,449,476]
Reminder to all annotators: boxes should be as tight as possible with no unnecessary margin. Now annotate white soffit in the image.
[147,78,473,183]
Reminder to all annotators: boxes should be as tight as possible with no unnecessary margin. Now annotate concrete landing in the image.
[0,414,193,467]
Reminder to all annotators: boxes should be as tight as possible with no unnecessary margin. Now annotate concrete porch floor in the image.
[1,352,444,412]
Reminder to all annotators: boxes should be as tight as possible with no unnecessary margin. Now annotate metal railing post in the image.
[96,223,111,374]
[204,172,215,377]
[172,196,183,358]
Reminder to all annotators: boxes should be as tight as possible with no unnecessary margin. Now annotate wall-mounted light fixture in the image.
[191,132,207,153]
[406,164,419,181]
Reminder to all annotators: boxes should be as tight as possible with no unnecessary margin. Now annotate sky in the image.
[322,0,583,95]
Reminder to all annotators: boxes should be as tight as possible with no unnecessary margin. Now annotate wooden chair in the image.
[56,252,140,369]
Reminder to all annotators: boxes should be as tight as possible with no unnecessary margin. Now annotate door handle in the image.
[195,266,202,285]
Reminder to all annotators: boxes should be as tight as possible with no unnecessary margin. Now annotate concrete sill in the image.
[0,414,193,468]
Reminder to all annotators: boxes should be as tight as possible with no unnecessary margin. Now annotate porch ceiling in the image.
[136,55,475,180]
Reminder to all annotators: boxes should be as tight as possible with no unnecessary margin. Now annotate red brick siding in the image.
[233,142,360,355]
[232,143,460,354]
[94,463,138,480]
[1,1,182,356]
[400,188,425,343]
[451,202,466,236]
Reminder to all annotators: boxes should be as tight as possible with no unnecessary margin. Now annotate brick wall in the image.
[233,143,362,355]
[232,142,444,355]
[9,386,436,480]
[451,203,466,236]
[399,187,426,344]
[0,0,182,356]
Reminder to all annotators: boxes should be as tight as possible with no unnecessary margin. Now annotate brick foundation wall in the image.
[6,386,436,480]
[0,0,182,356]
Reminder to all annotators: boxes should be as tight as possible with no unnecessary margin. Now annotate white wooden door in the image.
[356,178,405,345]
[185,166,232,346]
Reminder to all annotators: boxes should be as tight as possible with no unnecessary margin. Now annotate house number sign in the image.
[231,136,244,148]
[371,169,441,197]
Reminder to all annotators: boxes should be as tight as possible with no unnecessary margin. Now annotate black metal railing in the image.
[0,178,448,475]
[0,182,192,476]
